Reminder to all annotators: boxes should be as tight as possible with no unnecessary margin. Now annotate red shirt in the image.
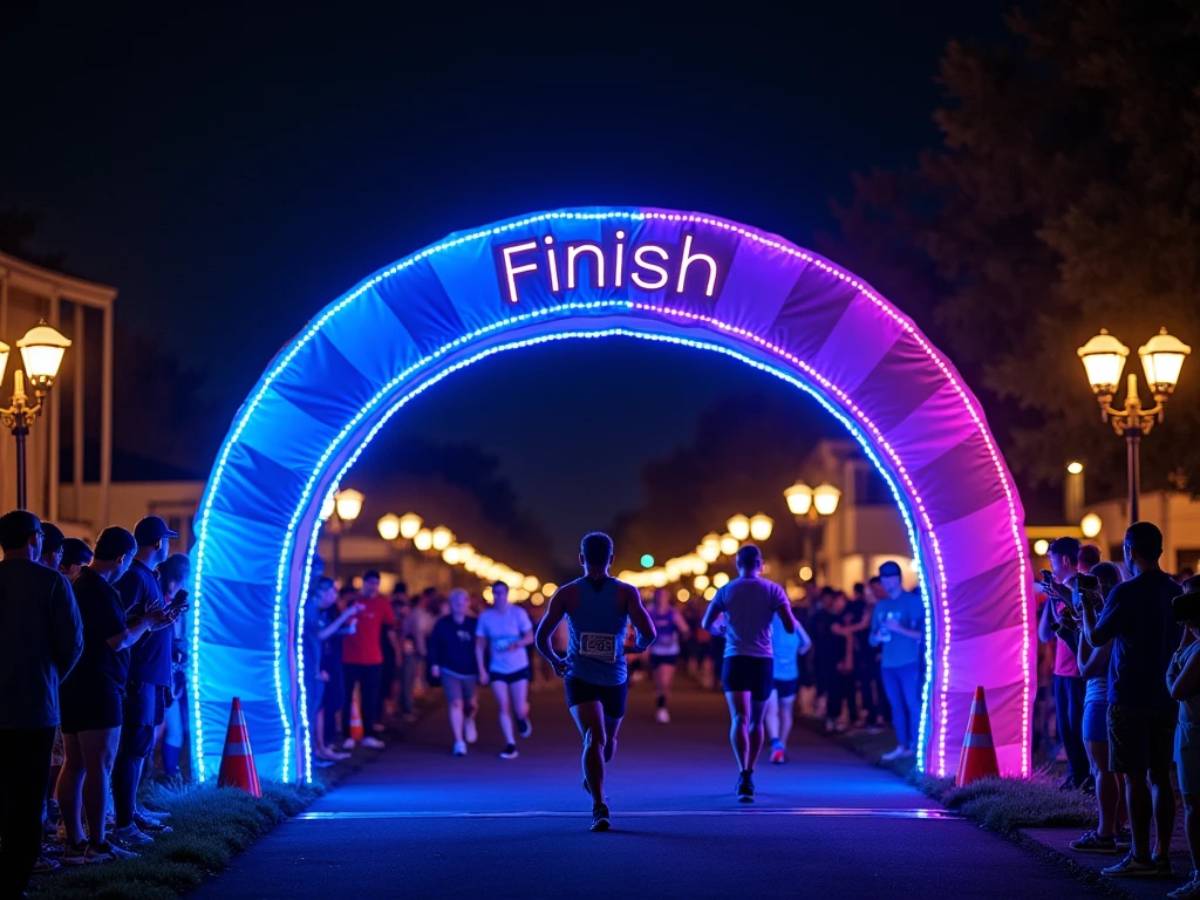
[341,594,396,666]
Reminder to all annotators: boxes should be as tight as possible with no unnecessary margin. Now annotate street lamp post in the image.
[322,487,364,581]
[783,481,840,582]
[1078,327,1190,525]
[0,323,72,511]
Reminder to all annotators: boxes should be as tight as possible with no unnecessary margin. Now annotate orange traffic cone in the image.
[217,697,262,797]
[349,686,364,742]
[956,686,1000,786]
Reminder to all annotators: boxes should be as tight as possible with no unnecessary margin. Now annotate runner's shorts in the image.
[772,677,800,699]
[488,667,532,684]
[564,677,629,719]
[721,656,774,702]
[442,672,477,704]
[60,680,122,734]
[649,653,679,669]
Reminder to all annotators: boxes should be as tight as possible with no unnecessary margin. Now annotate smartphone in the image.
[170,589,189,610]
[1075,574,1098,592]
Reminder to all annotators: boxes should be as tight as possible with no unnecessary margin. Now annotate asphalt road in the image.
[196,679,1102,898]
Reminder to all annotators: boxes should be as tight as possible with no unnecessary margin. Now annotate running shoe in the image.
[517,718,533,738]
[499,743,519,760]
[880,746,907,762]
[1102,853,1159,877]
[1069,830,1118,854]
[736,771,755,804]
[60,841,91,866]
[1114,827,1132,848]
[111,823,155,848]
[590,803,611,832]
[1169,872,1200,898]
[452,740,467,756]
[769,747,786,765]
[85,841,139,863]
[656,707,670,724]
[314,757,335,768]
[362,736,386,749]
[134,812,173,834]
[33,853,61,873]
[464,717,478,744]
[342,737,357,750]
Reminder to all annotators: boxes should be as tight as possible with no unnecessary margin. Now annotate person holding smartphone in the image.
[1167,576,1200,898]
[155,553,191,783]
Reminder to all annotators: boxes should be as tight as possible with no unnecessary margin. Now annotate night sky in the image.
[3,3,1007,563]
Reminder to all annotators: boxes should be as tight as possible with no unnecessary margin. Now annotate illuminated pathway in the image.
[198,683,1100,898]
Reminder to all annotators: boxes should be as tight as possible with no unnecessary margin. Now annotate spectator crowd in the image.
[0,510,191,895]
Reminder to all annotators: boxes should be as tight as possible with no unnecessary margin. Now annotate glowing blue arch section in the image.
[192,207,1032,784]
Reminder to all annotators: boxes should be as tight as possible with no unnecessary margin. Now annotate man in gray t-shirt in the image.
[702,545,798,803]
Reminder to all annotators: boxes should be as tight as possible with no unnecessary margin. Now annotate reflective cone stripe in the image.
[955,686,1000,787]
[218,697,262,797]
[350,685,364,741]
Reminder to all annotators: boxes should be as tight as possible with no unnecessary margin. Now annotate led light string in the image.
[193,208,1028,782]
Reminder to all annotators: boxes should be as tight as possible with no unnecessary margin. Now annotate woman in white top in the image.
[475,582,534,759]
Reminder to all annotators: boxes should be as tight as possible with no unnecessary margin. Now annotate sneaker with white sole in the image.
[464,717,478,744]
[880,746,907,761]
[655,707,670,724]
[342,737,357,750]
[361,736,385,749]
[134,812,173,834]
[590,802,611,832]
[1169,872,1200,898]
[499,743,519,760]
[111,823,155,848]
[33,854,61,873]
[1069,830,1118,854]
[452,740,467,756]
[60,841,92,866]
[86,840,139,863]
[1102,853,1159,877]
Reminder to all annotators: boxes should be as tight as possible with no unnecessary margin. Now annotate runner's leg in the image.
[492,680,516,745]
[765,689,780,742]
[780,693,796,752]
[725,691,752,771]
[747,698,768,771]
[569,701,607,807]
[604,715,622,762]
[511,677,531,734]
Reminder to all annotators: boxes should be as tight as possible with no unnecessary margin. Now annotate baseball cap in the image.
[878,560,903,578]
[95,526,137,562]
[134,515,179,547]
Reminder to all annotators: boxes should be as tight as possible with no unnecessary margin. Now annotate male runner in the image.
[702,544,798,802]
[535,532,655,832]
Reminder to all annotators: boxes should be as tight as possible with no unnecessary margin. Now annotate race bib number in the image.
[580,632,617,662]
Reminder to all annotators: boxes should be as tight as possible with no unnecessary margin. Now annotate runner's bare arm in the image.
[701,594,724,632]
[674,609,691,639]
[475,634,490,685]
[776,600,798,634]
[535,590,569,676]
[626,586,657,650]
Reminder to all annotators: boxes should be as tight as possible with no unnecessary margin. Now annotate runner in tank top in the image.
[648,587,691,724]
[535,532,655,832]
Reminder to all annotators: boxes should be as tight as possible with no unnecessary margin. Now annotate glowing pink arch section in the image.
[192,207,1032,783]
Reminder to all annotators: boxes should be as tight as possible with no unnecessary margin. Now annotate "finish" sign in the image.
[495,230,729,304]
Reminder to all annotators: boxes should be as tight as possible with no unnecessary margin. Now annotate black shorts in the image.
[1109,704,1175,775]
[721,656,774,702]
[118,681,158,756]
[60,681,122,734]
[649,653,679,669]
[565,678,628,719]
[488,667,531,684]
[773,678,800,699]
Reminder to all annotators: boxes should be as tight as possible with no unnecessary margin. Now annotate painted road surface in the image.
[197,682,1100,898]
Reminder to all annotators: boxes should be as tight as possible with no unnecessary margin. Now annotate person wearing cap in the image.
[0,509,82,895]
[868,560,924,762]
[111,515,178,847]
[59,538,94,582]
[56,526,176,865]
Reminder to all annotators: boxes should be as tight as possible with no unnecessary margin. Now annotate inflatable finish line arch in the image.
[193,206,1033,783]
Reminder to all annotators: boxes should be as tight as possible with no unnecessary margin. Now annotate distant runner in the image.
[647,587,690,723]
[702,544,799,802]
[535,532,655,832]
[476,581,534,760]
[766,605,812,764]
